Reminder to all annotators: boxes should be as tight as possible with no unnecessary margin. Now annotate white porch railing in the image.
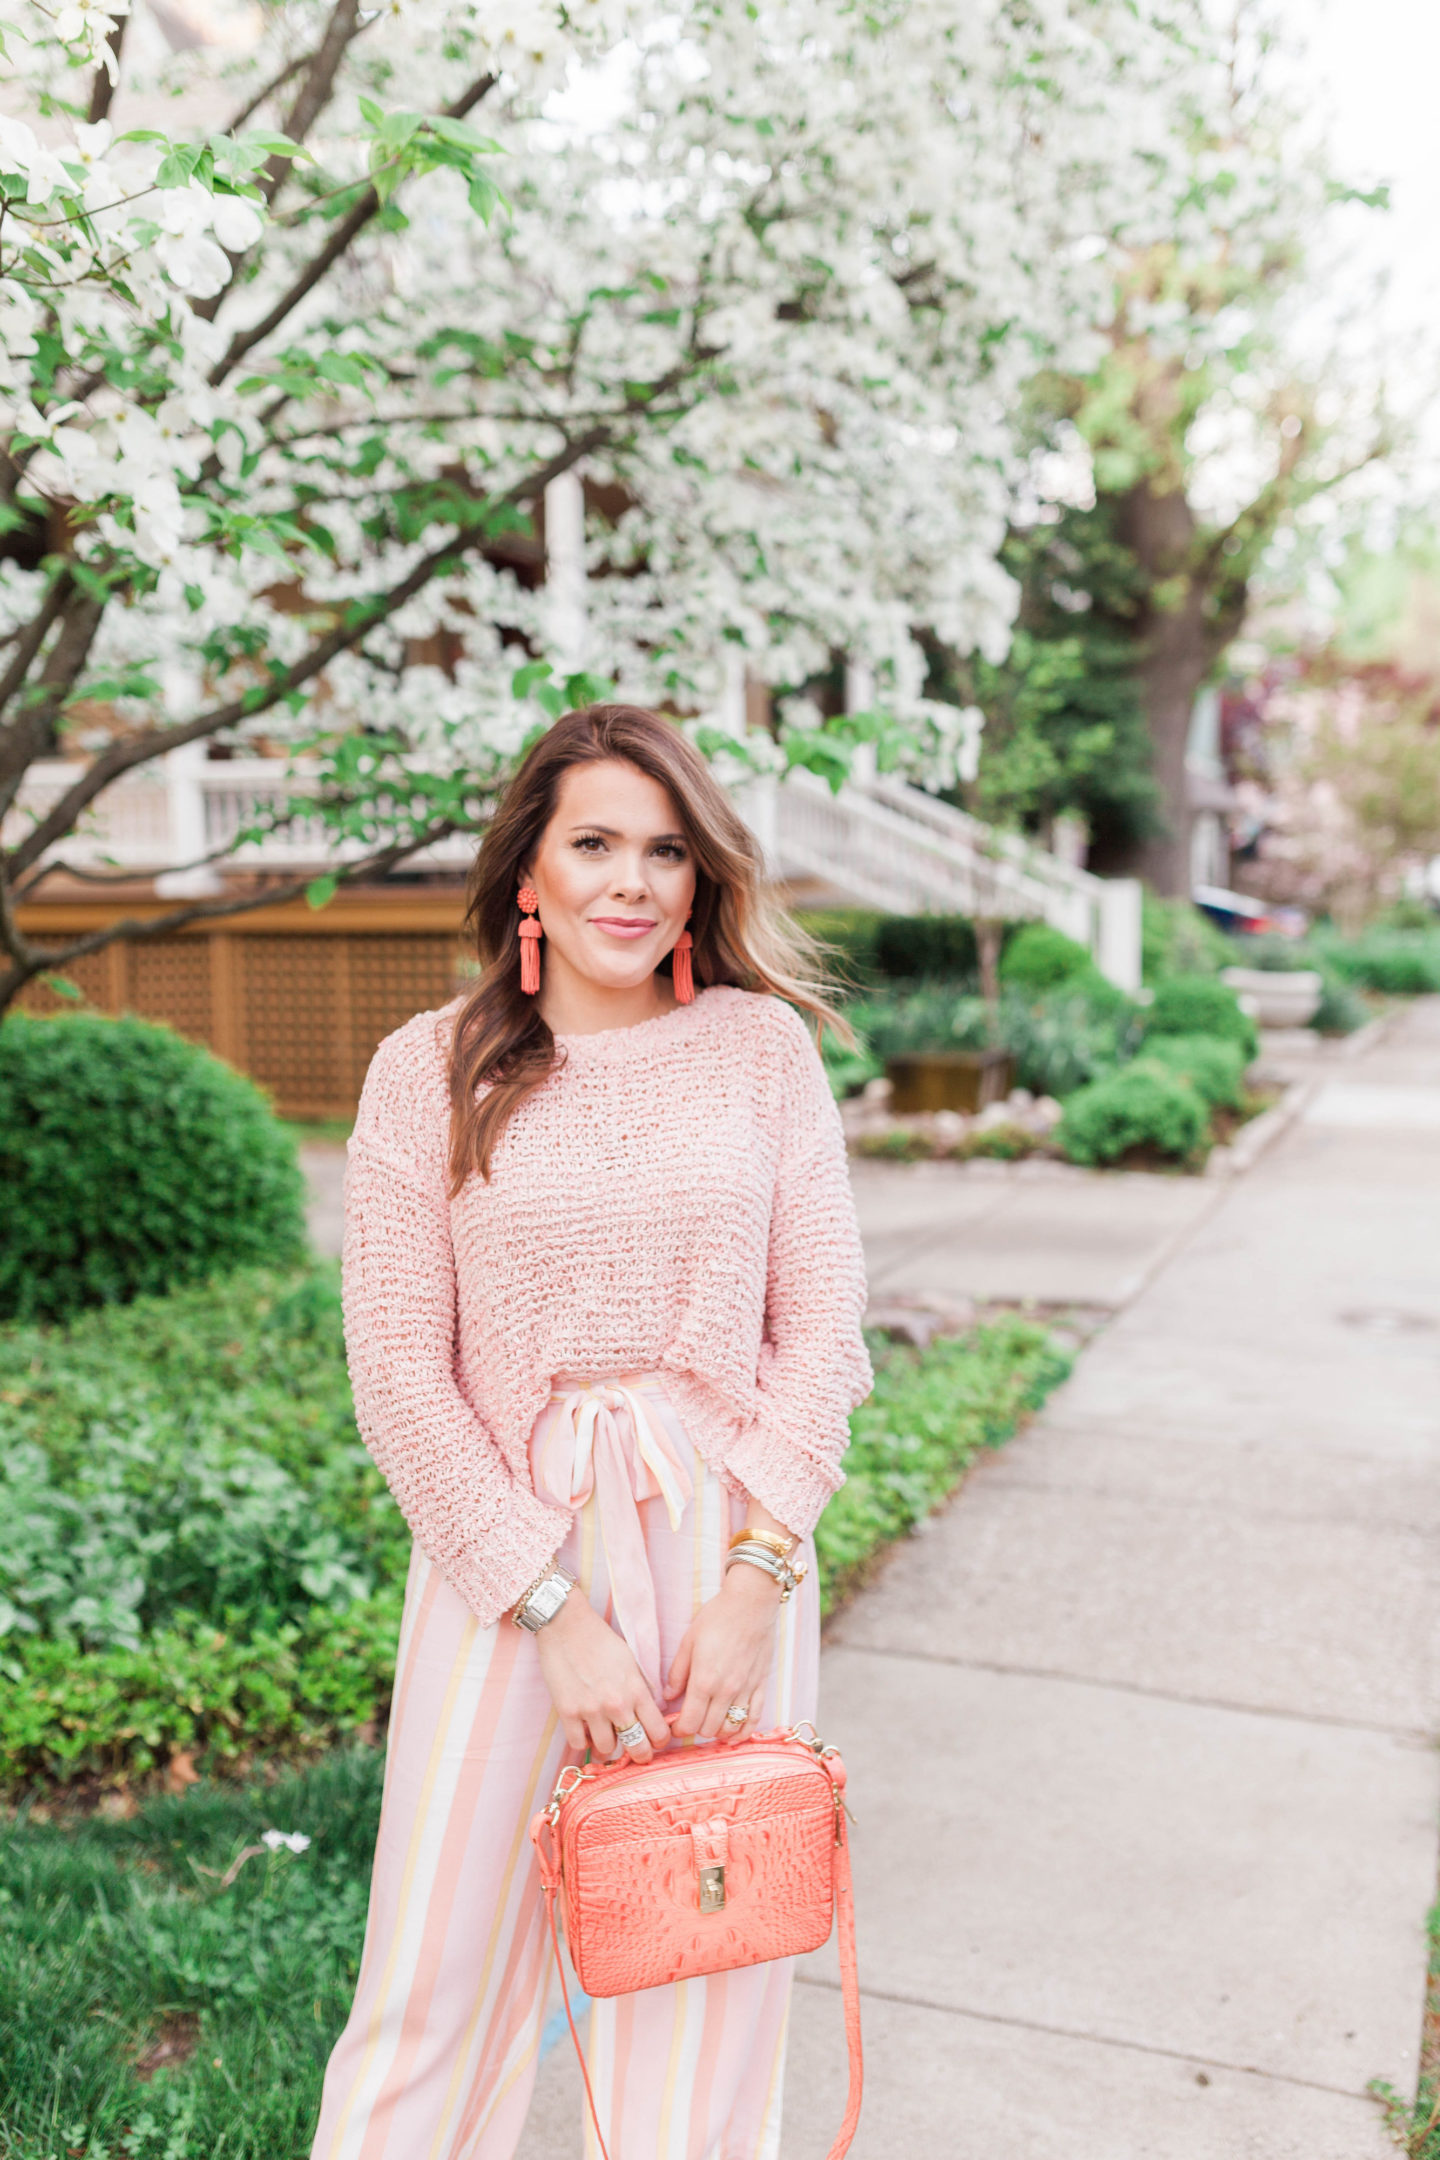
[9,753,1143,991]
[6,757,475,884]
[736,768,1142,991]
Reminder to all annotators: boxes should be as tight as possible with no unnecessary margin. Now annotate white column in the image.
[544,470,587,675]
[844,658,877,786]
[719,644,748,738]
[154,740,223,898]
[1096,876,1143,994]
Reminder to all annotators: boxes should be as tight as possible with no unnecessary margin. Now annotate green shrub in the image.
[1138,1032,1247,1110]
[1311,928,1440,996]
[871,913,983,981]
[797,909,886,990]
[0,1012,306,1322]
[854,1128,935,1162]
[840,985,993,1062]
[957,1121,1036,1161]
[998,986,1141,1097]
[1141,891,1236,982]
[1056,1059,1209,1166]
[998,921,1093,992]
[1143,972,1259,1060]
[1310,970,1371,1035]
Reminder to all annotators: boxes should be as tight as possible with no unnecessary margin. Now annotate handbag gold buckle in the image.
[698,1864,726,1913]
[545,1762,594,1824]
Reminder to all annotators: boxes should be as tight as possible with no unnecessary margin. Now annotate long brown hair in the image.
[448,704,844,1187]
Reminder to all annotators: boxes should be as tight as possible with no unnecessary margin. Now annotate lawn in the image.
[0,1266,1071,2155]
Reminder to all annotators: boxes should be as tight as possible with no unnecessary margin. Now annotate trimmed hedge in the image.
[1139,1032,1247,1111]
[998,921,1093,992]
[1056,1060,1208,1166]
[1313,928,1440,996]
[1143,973,1259,1061]
[1141,892,1236,983]
[0,1012,306,1322]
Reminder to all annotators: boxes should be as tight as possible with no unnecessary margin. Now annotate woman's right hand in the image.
[533,1590,671,1761]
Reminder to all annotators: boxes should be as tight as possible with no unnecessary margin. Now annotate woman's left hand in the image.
[666,1561,783,1743]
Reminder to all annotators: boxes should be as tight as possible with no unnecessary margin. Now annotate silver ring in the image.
[722,1702,749,1727]
[616,1720,647,1751]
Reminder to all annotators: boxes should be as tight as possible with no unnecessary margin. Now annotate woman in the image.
[311,704,871,2160]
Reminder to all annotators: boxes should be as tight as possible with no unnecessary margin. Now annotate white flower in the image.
[261,1829,311,1853]
[210,195,265,254]
[72,120,113,166]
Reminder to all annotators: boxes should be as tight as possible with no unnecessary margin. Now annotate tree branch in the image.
[0,573,71,748]
[3,420,613,878]
[220,48,313,137]
[268,0,363,201]
[86,13,128,126]
[208,70,498,386]
[8,821,461,988]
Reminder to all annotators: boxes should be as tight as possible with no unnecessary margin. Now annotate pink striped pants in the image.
[310,1375,820,2160]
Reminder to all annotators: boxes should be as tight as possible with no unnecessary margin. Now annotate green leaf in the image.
[510,660,554,699]
[40,974,84,1002]
[427,117,502,154]
[305,874,338,911]
[315,352,369,388]
[466,174,502,224]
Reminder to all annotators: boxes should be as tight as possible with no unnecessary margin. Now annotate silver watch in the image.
[512,1566,576,1633]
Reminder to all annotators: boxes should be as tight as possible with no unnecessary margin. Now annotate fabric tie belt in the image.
[535,1378,693,1693]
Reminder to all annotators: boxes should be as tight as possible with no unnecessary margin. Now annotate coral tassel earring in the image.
[517,885,542,996]
[672,922,694,1004]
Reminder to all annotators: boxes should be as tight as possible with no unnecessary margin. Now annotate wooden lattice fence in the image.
[15,890,470,1119]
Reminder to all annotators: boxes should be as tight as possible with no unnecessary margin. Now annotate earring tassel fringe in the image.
[519,920,542,995]
[672,929,694,1004]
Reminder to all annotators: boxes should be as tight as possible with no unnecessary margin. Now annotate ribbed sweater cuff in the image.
[717,1420,844,1540]
[446,1490,575,1630]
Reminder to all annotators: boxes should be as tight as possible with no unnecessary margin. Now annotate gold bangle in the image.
[729,1526,797,1563]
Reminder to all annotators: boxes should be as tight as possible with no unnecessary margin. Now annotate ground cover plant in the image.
[0,1299,1070,2155]
[0,1267,1069,1796]
[0,1016,306,1324]
[0,1267,406,1790]
[1311,926,1440,997]
[1370,1892,1440,2157]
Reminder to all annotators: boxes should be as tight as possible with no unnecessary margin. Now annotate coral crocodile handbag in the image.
[529,1722,863,2160]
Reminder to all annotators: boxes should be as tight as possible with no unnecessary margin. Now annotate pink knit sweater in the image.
[342,985,872,1627]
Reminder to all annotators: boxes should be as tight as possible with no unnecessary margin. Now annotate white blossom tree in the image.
[1,0,1188,1011]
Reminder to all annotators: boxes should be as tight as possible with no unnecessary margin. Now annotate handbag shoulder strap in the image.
[541,1806,863,2160]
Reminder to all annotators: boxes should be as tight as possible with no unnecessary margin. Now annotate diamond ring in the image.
[722,1702,749,1728]
[616,1720,647,1751]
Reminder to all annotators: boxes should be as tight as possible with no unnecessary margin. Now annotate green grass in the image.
[1370,1895,1440,2154]
[0,1750,381,2159]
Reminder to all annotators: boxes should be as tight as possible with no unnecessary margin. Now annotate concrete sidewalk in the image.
[518,1000,1440,2158]
[799,997,1440,2157]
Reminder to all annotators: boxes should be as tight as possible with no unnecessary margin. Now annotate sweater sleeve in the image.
[718,1003,873,1535]
[341,1014,573,1626]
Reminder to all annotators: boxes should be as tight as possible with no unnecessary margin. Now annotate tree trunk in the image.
[1108,481,1240,897]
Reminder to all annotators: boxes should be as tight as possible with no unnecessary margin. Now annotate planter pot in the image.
[1220,966,1323,1029]
[885,1049,1014,1114]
